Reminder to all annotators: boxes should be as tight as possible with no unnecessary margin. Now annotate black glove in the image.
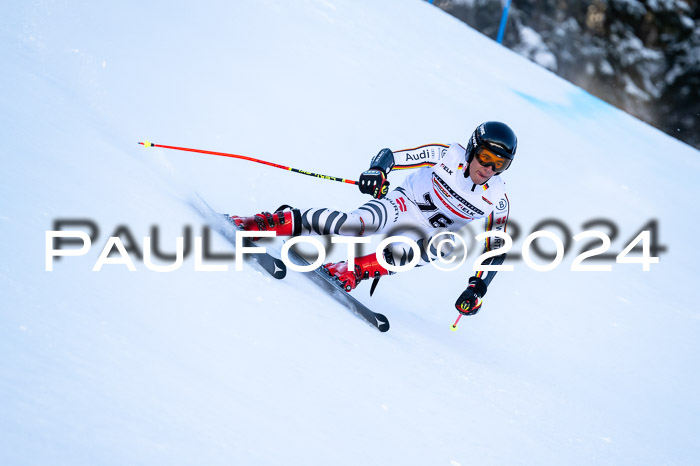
[359,148,395,200]
[359,169,389,199]
[455,277,487,316]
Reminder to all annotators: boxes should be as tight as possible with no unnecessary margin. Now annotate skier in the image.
[231,121,516,316]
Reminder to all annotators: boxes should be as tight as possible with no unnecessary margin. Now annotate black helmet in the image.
[466,121,517,173]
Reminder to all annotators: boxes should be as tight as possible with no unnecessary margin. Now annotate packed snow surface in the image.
[1,1,699,464]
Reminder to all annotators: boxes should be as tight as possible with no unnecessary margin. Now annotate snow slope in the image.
[1,0,699,464]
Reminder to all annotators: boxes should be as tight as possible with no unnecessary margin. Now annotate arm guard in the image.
[369,148,395,175]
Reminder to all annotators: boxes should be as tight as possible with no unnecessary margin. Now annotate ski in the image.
[285,247,390,332]
[221,216,287,279]
[190,195,388,331]
[189,194,286,280]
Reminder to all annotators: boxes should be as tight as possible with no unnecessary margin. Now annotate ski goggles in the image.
[473,146,512,173]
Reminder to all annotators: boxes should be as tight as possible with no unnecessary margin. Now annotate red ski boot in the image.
[322,252,392,292]
[229,207,301,240]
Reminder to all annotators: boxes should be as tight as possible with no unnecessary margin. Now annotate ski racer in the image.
[231,121,516,316]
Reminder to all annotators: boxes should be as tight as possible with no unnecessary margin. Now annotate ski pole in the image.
[138,141,358,185]
[451,313,462,331]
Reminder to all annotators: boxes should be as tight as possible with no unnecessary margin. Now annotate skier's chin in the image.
[475,172,492,184]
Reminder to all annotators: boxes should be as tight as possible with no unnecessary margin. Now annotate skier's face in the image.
[469,156,496,184]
